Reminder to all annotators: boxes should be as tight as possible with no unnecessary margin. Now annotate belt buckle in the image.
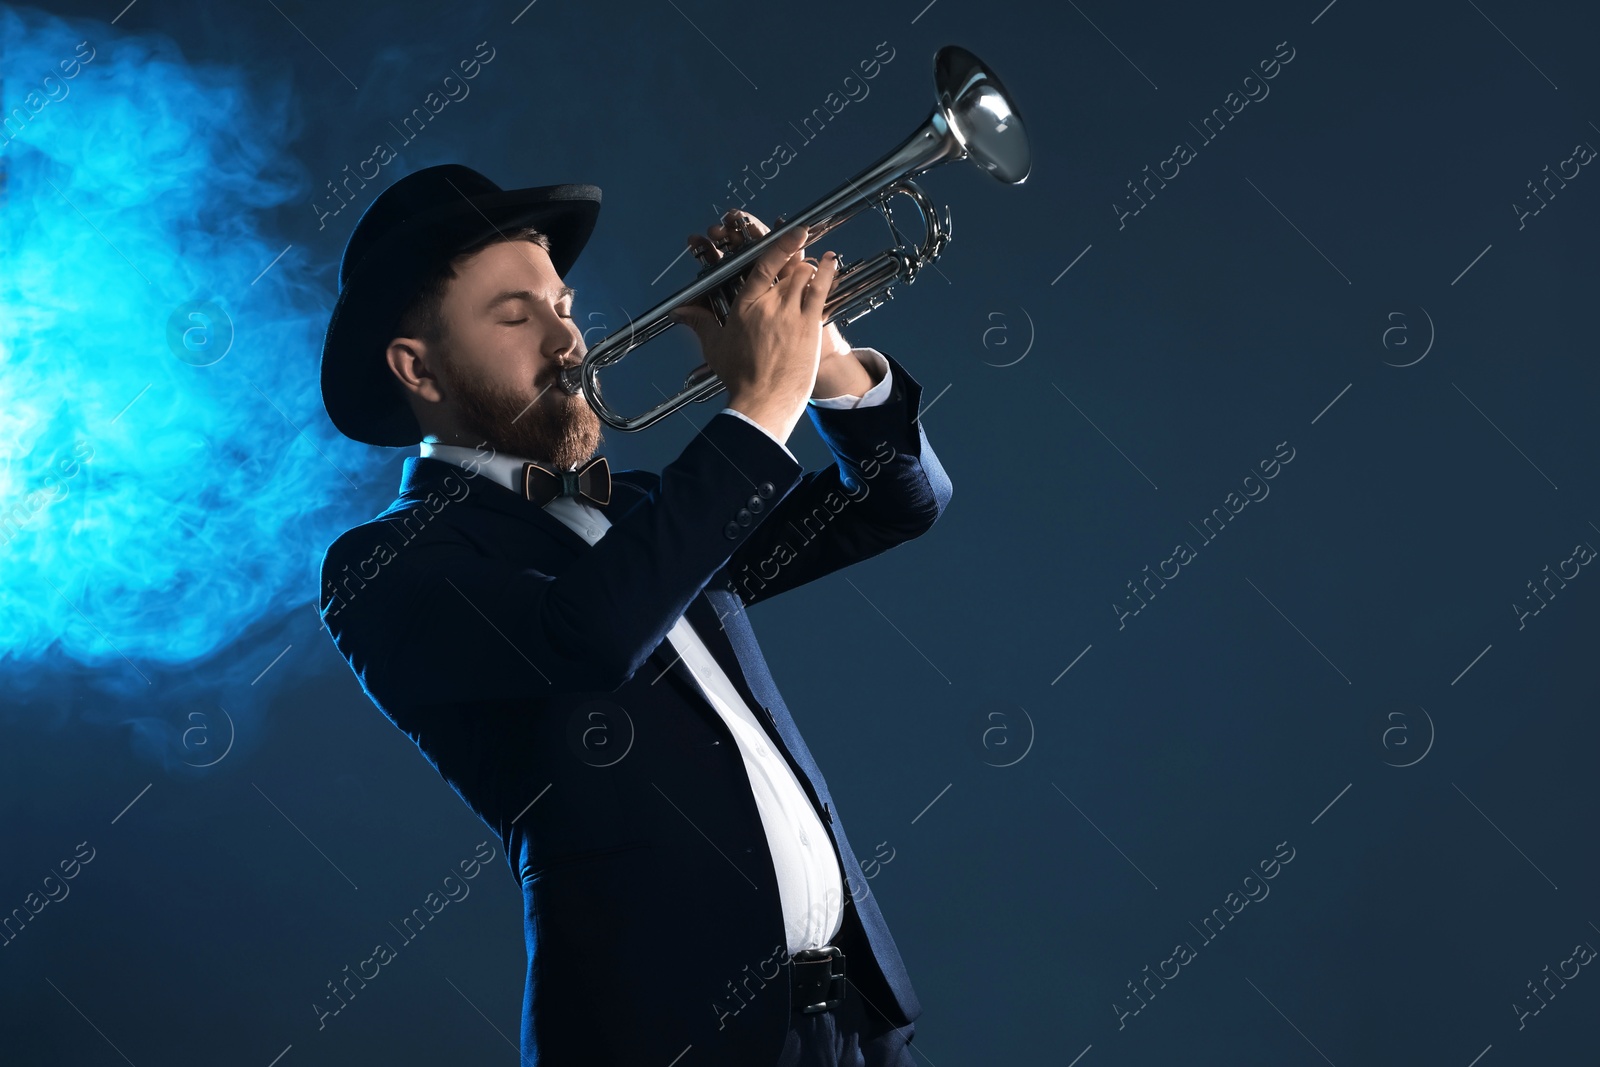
[791,945,846,1014]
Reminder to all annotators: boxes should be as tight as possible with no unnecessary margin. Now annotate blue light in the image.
[0,6,387,705]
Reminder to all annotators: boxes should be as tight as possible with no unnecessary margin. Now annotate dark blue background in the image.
[4,0,1598,1063]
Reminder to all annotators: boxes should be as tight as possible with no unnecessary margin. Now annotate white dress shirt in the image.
[420,348,893,952]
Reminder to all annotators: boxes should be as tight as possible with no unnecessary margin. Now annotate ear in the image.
[386,337,445,403]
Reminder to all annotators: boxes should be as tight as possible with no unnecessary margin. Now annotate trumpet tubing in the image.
[562,44,1032,431]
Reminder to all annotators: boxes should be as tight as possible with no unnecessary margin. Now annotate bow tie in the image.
[521,455,611,508]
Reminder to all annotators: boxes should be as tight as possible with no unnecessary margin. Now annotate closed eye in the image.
[501,311,573,324]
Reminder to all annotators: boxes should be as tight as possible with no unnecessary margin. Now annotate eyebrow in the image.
[484,286,576,313]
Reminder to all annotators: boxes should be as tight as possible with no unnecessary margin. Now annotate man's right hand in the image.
[668,224,840,445]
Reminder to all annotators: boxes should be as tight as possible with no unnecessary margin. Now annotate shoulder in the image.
[318,507,476,608]
[321,517,397,572]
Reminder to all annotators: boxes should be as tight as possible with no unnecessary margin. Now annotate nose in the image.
[547,307,583,360]
[540,316,580,370]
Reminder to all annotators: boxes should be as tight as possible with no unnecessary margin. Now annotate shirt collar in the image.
[418,440,569,498]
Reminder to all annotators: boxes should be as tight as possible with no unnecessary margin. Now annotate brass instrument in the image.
[559,44,1031,431]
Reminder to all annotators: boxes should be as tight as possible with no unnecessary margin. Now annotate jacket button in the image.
[724,521,741,539]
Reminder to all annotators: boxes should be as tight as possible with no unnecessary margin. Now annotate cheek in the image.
[461,327,530,378]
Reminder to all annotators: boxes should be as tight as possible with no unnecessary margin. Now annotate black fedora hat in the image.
[320,164,602,446]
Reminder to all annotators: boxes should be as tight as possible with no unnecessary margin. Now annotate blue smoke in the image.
[0,5,386,737]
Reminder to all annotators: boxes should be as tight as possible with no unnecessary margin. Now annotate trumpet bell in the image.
[934,45,1031,185]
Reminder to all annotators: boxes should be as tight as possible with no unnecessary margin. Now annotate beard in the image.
[439,352,603,471]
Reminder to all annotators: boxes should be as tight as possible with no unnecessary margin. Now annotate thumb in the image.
[668,304,716,336]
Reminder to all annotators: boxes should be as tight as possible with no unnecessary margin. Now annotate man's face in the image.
[426,239,602,469]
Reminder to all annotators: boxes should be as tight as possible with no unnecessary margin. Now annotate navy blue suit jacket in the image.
[319,351,951,1065]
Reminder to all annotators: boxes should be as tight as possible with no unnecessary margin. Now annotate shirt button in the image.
[799,828,810,847]
[736,508,752,525]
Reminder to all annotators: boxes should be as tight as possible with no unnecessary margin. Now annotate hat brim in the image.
[321,183,601,447]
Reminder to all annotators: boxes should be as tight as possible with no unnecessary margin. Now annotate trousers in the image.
[773,977,918,1067]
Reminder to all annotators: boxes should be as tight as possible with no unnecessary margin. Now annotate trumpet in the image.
[559,44,1031,431]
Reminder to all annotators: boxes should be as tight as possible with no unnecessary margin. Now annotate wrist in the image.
[811,347,872,399]
[822,324,852,361]
[727,394,801,444]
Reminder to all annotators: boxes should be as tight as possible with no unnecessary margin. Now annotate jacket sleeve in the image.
[320,411,805,706]
[717,349,953,608]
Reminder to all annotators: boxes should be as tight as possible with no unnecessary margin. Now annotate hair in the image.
[394,225,553,351]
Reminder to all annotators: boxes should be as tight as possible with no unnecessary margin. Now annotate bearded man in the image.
[318,164,950,1066]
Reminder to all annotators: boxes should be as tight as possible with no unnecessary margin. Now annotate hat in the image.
[320,164,602,446]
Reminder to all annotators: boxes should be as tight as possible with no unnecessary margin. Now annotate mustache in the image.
[512,376,590,429]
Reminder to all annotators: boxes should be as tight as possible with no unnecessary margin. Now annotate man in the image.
[318,164,951,1066]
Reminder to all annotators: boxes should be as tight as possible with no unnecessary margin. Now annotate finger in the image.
[706,222,745,257]
[800,251,839,317]
[723,210,771,243]
[688,232,723,264]
[774,250,814,285]
[738,224,809,303]
[734,211,771,237]
[776,255,821,306]
[707,222,743,257]
[667,304,717,339]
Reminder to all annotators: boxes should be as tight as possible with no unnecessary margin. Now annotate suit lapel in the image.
[569,477,700,687]
[638,578,742,701]
[682,591,740,687]
[595,476,768,717]
[683,589,791,742]
[399,457,766,713]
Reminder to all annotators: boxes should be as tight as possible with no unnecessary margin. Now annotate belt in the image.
[790,945,846,1014]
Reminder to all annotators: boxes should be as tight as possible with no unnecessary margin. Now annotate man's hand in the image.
[685,210,868,399]
[669,219,839,445]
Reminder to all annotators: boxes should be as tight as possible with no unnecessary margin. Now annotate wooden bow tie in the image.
[521,455,610,508]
